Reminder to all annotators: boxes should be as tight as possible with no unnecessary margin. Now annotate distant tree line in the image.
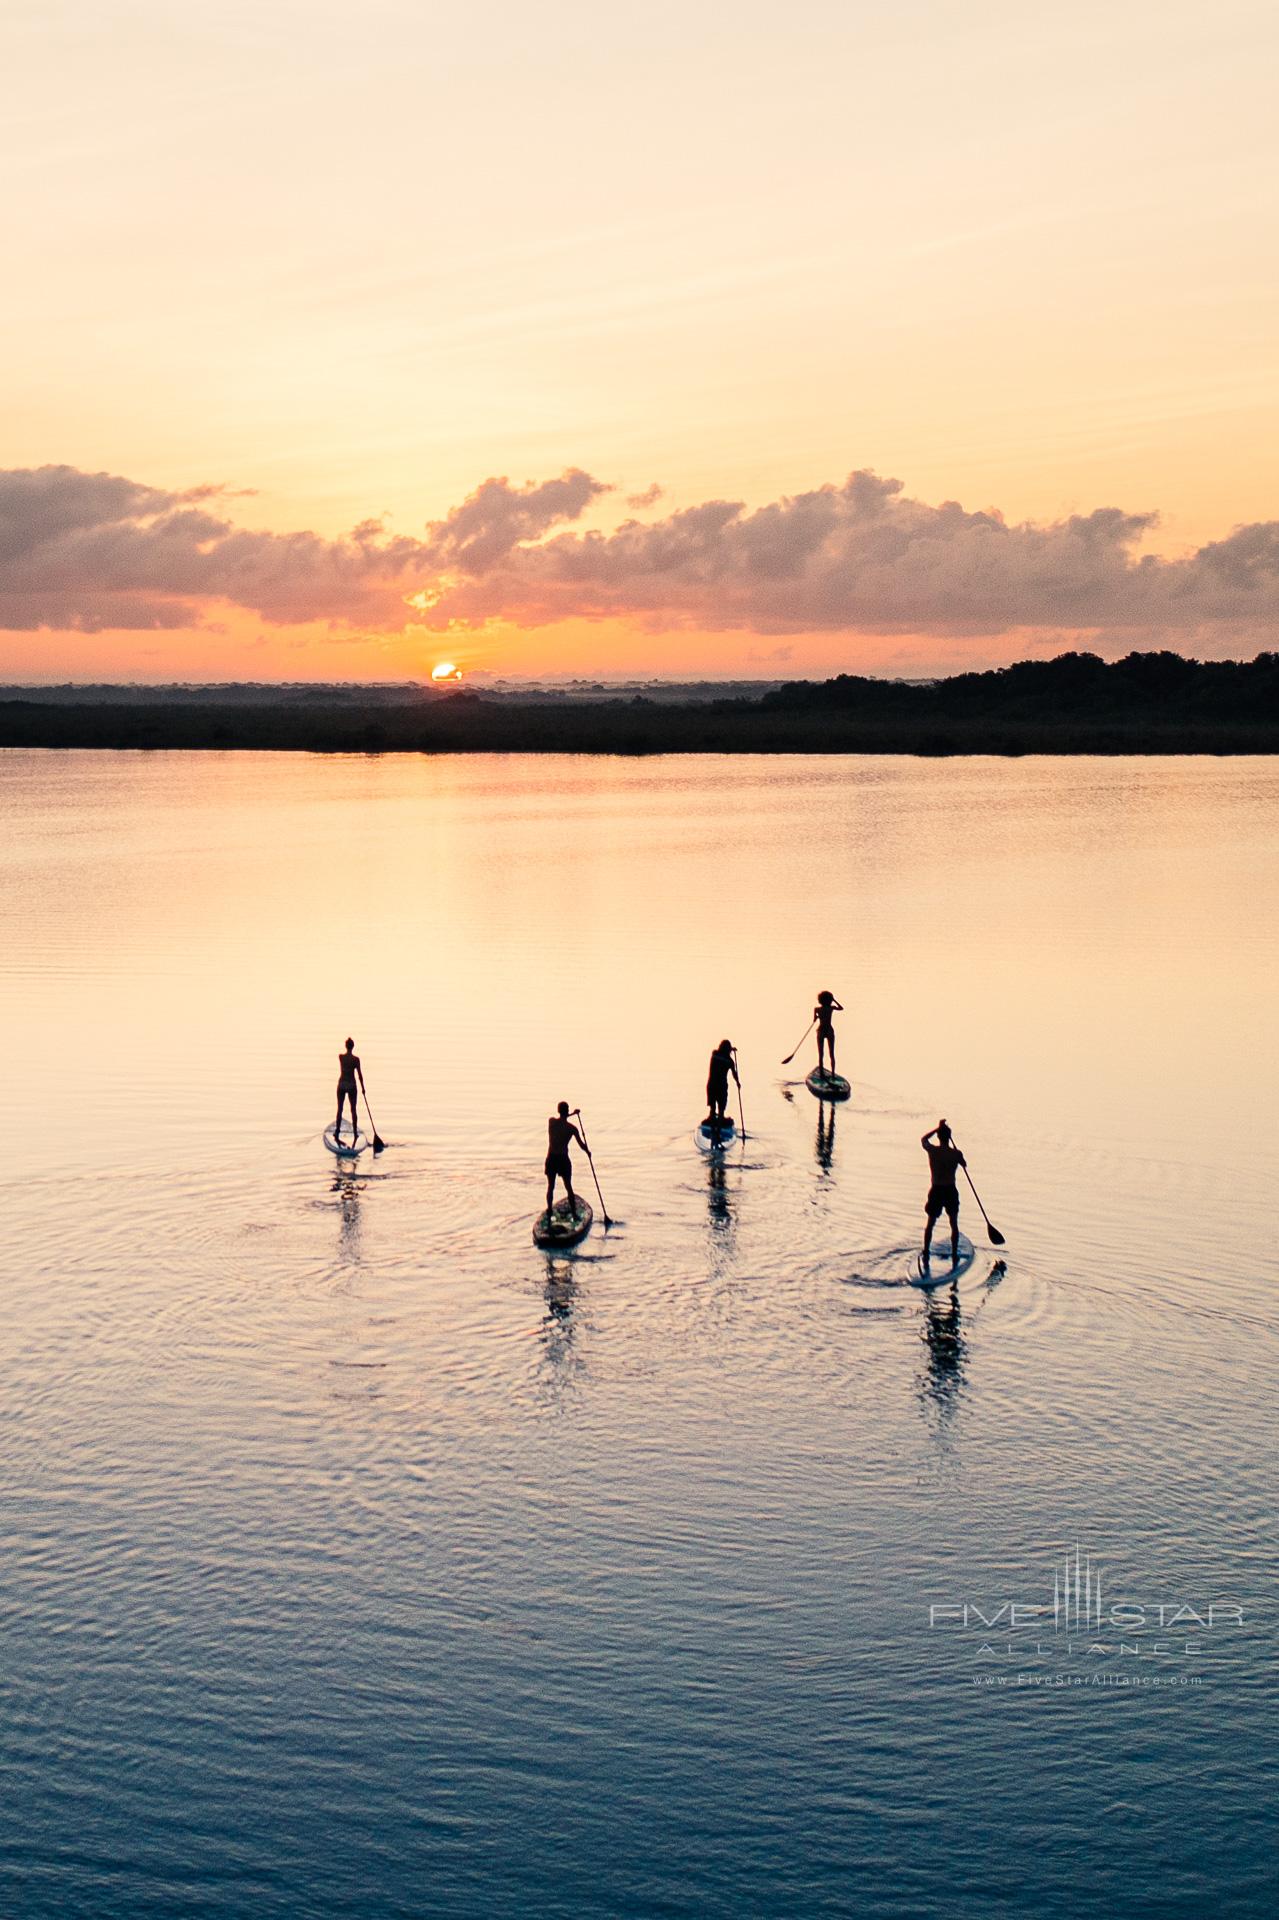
[759,650,1279,724]
[1,652,1276,754]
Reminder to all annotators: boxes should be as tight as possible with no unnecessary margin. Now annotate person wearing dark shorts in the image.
[921,1119,966,1264]
[545,1102,585,1216]
[335,1038,365,1140]
[706,1039,739,1127]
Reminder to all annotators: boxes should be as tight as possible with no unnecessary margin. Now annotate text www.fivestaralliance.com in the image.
[974,1674,1203,1688]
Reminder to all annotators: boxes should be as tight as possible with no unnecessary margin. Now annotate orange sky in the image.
[0,612,1094,686]
[2,0,1277,680]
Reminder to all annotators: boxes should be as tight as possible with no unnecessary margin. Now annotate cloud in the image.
[0,466,414,631]
[418,471,1279,644]
[625,483,664,509]
[419,469,607,572]
[3,461,1279,651]
[0,464,607,633]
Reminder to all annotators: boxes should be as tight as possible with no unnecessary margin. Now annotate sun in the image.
[430,661,461,682]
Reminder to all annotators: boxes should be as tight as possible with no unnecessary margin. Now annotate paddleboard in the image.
[695,1117,736,1153]
[324,1124,368,1157]
[806,1068,852,1102]
[533,1196,593,1249]
[911,1231,975,1287]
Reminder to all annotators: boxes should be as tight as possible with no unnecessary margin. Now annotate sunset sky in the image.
[3,0,1277,681]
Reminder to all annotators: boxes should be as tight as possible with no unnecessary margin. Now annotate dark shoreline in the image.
[1,700,1273,755]
[2,652,1276,755]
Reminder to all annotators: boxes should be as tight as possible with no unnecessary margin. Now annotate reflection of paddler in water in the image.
[815,1101,836,1171]
[545,1101,585,1217]
[544,1257,577,1327]
[920,1283,968,1415]
[705,1039,739,1128]
[814,990,843,1074]
[921,1119,965,1266]
[706,1156,731,1225]
[334,1162,362,1259]
[335,1038,366,1140]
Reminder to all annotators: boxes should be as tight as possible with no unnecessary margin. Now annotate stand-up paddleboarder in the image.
[921,1119,966,1265]
[706,1040,739,1129]
[814,990,843,1075]
[545,1102,585,1218]
[335,1038,366,1141]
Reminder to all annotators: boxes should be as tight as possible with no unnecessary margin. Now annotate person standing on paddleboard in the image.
[706,1040,739,1128]
[814,990,843,1075]
[545,1102,585,1218]
[335,1038,366,1141]
[921,1119,965,1265]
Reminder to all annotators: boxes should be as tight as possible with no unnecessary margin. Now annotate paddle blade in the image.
[987,1224,1006,1246]
[372,1134,386,1153]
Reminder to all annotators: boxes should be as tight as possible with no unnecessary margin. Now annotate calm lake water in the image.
[1,750,1276,1919]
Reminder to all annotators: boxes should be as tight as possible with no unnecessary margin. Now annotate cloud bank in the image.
[3,462,1278,650]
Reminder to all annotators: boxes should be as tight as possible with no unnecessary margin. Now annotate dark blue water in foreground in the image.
[1,753,1275,1917]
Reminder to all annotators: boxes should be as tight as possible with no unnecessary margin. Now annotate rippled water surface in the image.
[2,751,1276,1919]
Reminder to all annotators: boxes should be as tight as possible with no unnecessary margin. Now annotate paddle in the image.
[571,1109,613,1227]
[958,1156,1005,1246]
[731,1049,747,1142]
[360,1081,386,1153]
[781,1018,815,1067]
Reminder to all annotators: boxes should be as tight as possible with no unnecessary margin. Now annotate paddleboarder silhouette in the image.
[545,1102,585,1218]
[335,1038,366,1141]
[921,1119,966,1265]
[814,990,843,1074]
[706,1039,739,1129]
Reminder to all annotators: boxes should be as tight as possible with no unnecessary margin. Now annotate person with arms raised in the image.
[921,1118,966,1267]
[814,989,843,1076]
